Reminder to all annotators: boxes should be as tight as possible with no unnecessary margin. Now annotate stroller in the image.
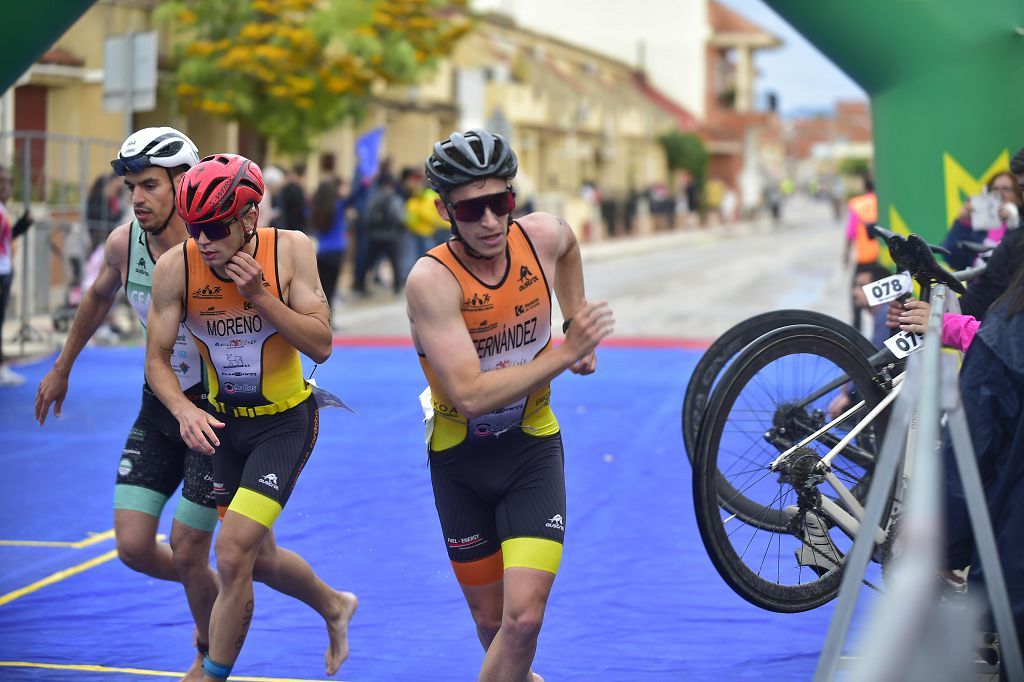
[51,220,93,333]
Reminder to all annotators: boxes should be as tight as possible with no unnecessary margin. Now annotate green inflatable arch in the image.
[766,0,1024,243]
[1,1,96,94]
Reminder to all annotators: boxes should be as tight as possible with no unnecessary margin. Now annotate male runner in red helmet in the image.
[145,153,357,680]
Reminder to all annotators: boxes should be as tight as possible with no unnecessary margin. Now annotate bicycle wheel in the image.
[682,310,875,463]
[692,324,891,613]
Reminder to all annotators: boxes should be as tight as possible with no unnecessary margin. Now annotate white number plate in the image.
[884,330,924,358]
[863,272,912,306]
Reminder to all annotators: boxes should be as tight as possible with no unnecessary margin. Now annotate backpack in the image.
[366,192,404,239]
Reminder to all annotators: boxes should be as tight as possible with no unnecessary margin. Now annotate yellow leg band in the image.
[500,537,563,575]
[227,487,282,529]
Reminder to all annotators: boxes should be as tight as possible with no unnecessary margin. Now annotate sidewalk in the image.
[581,214,779,263]
[2,213,782,363]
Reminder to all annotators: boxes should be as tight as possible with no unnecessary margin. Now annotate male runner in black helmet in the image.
[406,129,614,681]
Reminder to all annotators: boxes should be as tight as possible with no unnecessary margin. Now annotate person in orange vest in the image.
[843,175,879,332]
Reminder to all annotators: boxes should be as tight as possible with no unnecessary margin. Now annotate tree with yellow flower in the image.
[158,0,471,155]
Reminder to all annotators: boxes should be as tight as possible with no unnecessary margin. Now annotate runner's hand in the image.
[564,299,614,367]
[35,369,69,425]
[224,250,266,300]
[569,350,597,375]
[177,403,225,456]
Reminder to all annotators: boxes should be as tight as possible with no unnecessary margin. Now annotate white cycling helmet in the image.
[111,126,200,177]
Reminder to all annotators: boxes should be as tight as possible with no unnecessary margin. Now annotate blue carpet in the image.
[0,344,873,681]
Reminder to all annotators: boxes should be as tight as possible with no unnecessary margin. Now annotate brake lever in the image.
[871,225,897,244]
[873,224,950,256]
[906,234,966,295]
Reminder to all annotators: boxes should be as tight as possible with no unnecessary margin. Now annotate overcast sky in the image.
[716,0,865,115]
[471,0,866,116]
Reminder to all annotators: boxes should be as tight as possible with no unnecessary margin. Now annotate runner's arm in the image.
[525,212,599,375]
[227,230,332,364]
[51,226,128,374]
[551,215,586,325]
[35,225,129,424]
[145,248,223,454]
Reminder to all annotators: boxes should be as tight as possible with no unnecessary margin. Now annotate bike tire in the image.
[682,310,876,463]
[692,324,890,613]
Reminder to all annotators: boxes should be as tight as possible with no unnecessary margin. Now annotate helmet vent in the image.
[196,177,228,219]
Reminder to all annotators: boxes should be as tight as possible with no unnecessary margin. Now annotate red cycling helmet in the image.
[176,153,264,224]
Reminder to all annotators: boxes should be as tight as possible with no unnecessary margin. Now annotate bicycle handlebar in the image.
[955,240,994,256]
[955,263,987,283]
[870,225,967,295]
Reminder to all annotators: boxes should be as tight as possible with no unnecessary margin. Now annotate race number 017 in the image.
[884,329,924,359]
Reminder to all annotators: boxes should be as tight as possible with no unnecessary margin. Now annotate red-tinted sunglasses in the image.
[185,216,239,242]
[451,190,515,222]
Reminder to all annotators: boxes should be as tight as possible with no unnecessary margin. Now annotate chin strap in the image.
[149,168,179,238]
[241,205,260,244]
[452,230,496,260]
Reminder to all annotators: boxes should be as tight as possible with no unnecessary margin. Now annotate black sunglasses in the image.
[186,216,240,242]
[111,155,154,177]
[111,139,185,177]
[451,191,515,222]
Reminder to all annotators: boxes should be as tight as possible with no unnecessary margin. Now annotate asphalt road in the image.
[335,194,852,341]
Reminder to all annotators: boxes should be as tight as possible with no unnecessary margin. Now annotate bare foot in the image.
[181,651,204,681]
[325,590,359,676]
[182,627,206,681]
[530,672,544,682]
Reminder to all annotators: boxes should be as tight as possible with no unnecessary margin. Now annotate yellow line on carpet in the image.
[0,529,116,548]
[0,550,118,606]
[0,661,338,681]
[72,529,117,548]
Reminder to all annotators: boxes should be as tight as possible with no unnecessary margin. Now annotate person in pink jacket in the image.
[897,300,979,352]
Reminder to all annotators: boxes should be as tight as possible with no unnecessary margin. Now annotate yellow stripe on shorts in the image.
[228,487,282,528]
[501,537,563,575]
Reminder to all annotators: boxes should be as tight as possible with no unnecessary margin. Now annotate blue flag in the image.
[355,127,384,181]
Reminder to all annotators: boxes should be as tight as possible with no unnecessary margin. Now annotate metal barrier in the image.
[815,284,1023,681]
[1,131,121,354]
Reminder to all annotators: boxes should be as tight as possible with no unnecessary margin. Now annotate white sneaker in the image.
[0,365,25,387]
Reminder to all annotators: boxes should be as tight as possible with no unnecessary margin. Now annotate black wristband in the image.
[562,318,572,333]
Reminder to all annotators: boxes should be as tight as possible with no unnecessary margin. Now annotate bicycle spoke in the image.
[693,322,891,613]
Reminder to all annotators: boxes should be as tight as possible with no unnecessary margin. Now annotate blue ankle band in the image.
[203,655,232,679]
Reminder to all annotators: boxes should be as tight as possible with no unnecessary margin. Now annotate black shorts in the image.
[116,384,215,513]
[429,430,566,569]
[212,395,318,527]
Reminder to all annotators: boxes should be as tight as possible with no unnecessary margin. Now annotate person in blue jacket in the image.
[943,255,1024,660]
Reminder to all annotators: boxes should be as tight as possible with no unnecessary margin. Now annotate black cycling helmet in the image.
[424,129,518,195]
